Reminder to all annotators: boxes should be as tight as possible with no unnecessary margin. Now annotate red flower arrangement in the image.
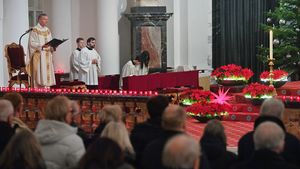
[243,83,275,99]
[180,89,230,121]
[186,102,230,118]
[180,89,214,105]
[260,70,288,81]
[211,64,254,81]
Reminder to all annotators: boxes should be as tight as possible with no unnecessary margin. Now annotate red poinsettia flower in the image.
[260,70,288,80]
[211,64,254,81]
[186,102,230,117]
[243,83,275,98]
[180,89,214,104]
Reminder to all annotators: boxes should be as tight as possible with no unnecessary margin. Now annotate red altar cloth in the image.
[122,70,199,91]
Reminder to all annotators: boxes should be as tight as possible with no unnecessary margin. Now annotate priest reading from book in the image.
[78,37,101,89]
[119,51,150,89]
[27,13,61,87]
[70,37,85,81]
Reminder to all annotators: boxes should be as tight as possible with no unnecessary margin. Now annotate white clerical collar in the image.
[37,23,47,30]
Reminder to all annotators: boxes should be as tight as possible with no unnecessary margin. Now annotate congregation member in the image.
[0,99,14,155]
[130,95,169,168]
[142,104,186,169]
[200,120,237,169]
[75,137,134,169]
[78,37,101,89]
[162,134,201,169]
[238,98,300,167]
[232,122,298,169]
[94,105,123,136]
[70,37,85,81]
[101,122,135,165]
[27,13,56,87]
[35,96,85,169]
[0,129,46,169]
[2,92,28,131]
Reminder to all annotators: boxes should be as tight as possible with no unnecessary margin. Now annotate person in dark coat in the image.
[0,99,15,155]
[142,105,186,169]
[200,120,237,169]
[130,95,169,168]
[232,122,298,169]
[238,98,300,167]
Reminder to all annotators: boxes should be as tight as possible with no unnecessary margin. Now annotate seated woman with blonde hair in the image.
[101,121,135,165]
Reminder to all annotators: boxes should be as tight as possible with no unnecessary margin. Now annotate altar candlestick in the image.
[269,30,273,59]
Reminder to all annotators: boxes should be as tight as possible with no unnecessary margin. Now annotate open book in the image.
[44,38,68,49]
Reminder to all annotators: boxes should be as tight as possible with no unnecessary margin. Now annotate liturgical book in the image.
[44,38,68,48]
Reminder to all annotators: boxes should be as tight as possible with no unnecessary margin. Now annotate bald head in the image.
[0,99,14,122]
[254,121,285,153]
[163,134,200,169]
[162,105,186,131]
[260,98,285,119]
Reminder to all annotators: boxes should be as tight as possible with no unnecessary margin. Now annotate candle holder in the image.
[268,57,275,86]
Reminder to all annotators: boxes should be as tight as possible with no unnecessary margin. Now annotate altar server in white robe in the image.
[120,51,150,88]
[78,37,101,88]
[70,37,85,81]
[27,13,56,87]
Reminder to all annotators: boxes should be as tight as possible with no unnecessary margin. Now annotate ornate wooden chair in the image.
[5,43,30,88]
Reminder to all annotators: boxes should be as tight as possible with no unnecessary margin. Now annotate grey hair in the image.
[254,121,285,151]
[260,98,285,119]
[162,105,186,131]
[163,134,200,169]
[0,99,14,121]
[99,105,123,123]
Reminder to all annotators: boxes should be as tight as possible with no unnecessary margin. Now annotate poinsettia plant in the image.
[180,88,231,120]
[179,89,214,105]
[186,102,229,118]
[211,64,254,82]
[243,83,275,99]
[260,70,288,82]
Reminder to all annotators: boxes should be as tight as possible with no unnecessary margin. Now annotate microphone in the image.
[25,28,33,33]
[19,28,33,45]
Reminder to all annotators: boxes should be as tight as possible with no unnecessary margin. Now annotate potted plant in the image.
[211,64,254,86]
[179,89,213,106]
[260,70,288,88]
[243,83,276,105]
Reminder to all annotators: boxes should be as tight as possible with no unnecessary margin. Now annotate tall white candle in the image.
[269,30,273,59]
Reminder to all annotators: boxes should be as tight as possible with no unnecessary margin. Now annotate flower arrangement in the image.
[260,70,288,82]
[186,102,229,120]
[211,64,254,82]
[180,89,230,122]
[243,83,275,99]
[179,89,213,105]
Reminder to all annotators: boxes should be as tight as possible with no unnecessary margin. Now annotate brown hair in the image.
[2,92,23,115]
[0,129,46,169]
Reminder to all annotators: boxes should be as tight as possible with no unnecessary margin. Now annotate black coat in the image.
[0,121,15,155]
[201,134,238,169]
[231,149,299,169]
[238,116,300,167]
[130,118,163,168]
[142,130,182,169]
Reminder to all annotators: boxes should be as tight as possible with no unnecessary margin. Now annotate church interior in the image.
[0,0,300,169]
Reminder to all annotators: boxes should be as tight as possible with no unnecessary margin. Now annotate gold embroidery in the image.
[32,28,50,36]
[45,51,51,84]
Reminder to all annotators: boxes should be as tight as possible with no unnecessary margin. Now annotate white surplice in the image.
[78,47,101,85]
[27,23,56,87]
[119,60,149,88]
[69,48,81,81]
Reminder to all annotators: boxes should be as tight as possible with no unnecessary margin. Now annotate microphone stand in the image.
[19,29,32,45]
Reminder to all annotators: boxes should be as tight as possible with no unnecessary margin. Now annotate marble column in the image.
[2,0,29,87]
[97,0,120,75]
[47,0,72,73]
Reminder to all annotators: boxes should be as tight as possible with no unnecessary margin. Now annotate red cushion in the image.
[7,46,26,69]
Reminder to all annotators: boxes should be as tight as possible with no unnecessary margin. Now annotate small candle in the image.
[269,30,273,59]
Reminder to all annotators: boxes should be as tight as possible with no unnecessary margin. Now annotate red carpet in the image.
[186,117,253,147]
